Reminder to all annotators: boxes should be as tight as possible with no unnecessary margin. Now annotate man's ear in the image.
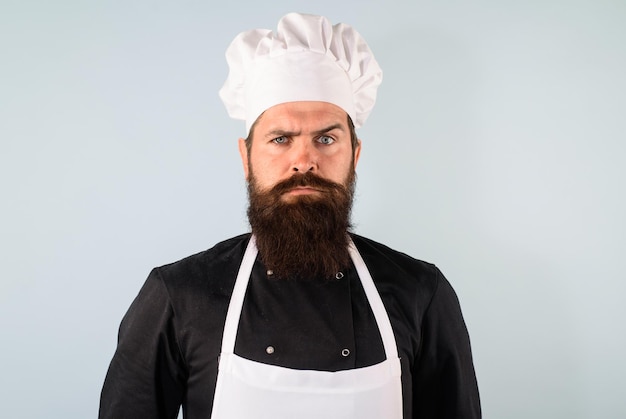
[238,138,250,180]
[353,139,362,169]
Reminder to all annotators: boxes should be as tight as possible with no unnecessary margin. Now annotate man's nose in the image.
[290,141,318,173]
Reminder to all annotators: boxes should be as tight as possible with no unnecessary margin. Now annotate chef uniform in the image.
[99,13,481,419]
[210,236,402,418]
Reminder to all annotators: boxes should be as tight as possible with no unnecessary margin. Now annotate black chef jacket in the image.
[99,234,481,418]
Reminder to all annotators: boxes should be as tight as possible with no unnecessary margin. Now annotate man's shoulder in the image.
[351,234,438,275]
[350,233,442,295]
[153,233,251,289]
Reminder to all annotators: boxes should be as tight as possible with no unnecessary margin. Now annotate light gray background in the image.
[1,1,624,418]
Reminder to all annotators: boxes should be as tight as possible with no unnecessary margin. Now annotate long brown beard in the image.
[247,170,356,280]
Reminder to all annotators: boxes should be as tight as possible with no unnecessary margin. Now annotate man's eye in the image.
[272,136,288,144]
[317,135,335,145]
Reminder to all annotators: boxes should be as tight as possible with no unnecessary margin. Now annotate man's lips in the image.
[285,186,321,196]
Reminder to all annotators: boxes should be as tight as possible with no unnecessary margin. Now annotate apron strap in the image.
[220,235,259,353]
[347,238,399,360]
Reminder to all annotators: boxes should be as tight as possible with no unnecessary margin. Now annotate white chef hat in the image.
[219,13,383,135]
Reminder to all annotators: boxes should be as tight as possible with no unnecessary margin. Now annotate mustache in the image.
[269,172,346,195]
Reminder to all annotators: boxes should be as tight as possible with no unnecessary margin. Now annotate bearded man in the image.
[99,13,481,419]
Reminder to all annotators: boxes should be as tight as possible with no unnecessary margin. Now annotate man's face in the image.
[239,101,362,279]
[238,101,361,199]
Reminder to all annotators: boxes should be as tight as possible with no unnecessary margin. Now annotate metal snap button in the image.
[341,348,350,357]
[266,346,275,354]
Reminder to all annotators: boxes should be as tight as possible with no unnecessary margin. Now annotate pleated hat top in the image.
[219,13,383,135]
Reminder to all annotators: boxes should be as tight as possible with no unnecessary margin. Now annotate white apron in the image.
[210,236,403,419]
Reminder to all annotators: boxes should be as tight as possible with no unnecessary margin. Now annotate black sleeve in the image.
[412,270,481,418]
[99,269,187,419]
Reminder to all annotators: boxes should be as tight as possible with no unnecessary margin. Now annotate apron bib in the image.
[210,236,403,419]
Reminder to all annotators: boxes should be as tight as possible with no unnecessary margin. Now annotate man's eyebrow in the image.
[265,129,300,138]
[312,123,345,136]
[264,123,345,138]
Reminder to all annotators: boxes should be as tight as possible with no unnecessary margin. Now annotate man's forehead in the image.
[255,101,349,133]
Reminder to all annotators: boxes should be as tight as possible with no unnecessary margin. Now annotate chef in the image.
[99,13,481,419]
